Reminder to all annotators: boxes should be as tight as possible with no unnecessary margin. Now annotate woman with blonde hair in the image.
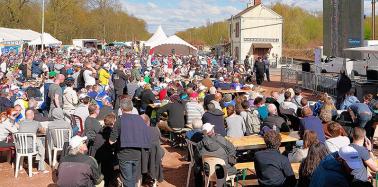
[321,96,337,118]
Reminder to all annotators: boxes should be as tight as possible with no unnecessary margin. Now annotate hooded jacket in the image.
[309,152,351,187]
[202,109,226,136]
[196,134,237,175]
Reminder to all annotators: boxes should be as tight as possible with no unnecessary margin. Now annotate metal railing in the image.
[281,68,338,97]
[281,66,299,85]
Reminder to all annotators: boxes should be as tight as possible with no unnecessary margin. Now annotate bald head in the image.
[267,104,278,115]
[215,93,222,101]
[25,109,34,120]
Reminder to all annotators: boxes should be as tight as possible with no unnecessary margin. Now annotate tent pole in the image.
[41,0,45,51]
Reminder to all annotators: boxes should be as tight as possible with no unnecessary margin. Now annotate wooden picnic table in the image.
[218,89,251,94]
[227,132,299,150]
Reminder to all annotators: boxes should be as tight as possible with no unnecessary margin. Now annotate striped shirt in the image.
[185,101,205,125]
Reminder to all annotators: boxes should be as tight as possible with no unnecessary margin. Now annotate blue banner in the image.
[1,45,20,54]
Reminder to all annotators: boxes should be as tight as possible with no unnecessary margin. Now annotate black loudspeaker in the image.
[302,62,310,72]
[367,70,378,81]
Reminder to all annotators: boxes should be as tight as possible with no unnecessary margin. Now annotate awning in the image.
[253,43,273,49]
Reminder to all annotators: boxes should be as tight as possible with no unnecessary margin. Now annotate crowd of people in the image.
[0,44,377,187]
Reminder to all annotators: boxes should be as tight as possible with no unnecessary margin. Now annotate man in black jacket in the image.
[254,57,265,86]
[112,64,128,111]
[157,94,185,131]
[336,70,352,109]
[261,104,290,134]
[254,131,296,187]
[57,136,103,187]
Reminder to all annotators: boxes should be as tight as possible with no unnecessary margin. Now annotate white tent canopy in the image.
[154,35,197,55]
[0,27,61,46]
[0,27,40,42]
[0,32,21,42]
[28,33,62,46]
[145,25,167,48]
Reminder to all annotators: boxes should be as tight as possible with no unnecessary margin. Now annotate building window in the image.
[235,22,240,38]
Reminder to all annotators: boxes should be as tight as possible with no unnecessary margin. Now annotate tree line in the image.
[0,0,151,44]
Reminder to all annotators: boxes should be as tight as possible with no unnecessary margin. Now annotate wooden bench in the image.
[234,162,300,187]
[235,162,255,187]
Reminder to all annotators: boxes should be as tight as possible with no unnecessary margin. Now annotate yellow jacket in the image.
[98,68,110,86]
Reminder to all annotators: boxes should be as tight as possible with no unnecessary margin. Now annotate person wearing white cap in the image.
[57,136,103,187]
[309,145,365,187]
[195,122,237,186]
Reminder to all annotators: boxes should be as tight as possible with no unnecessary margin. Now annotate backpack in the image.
[243,109,261,135]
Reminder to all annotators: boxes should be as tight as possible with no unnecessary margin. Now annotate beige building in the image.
[229,0,283,65]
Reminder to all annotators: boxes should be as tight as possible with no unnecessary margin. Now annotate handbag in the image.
[213,137,237,166]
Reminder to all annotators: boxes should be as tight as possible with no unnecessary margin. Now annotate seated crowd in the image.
[1,49,378,187]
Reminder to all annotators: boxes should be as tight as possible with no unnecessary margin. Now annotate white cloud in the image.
[122,0,372,35]
[122,0,240,35]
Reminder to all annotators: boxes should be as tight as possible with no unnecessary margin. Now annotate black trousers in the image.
[256,76,264,85]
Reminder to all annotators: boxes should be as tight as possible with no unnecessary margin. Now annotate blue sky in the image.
[120,0,372,35]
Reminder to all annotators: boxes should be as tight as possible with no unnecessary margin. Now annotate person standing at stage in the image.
[254,57,265,86]
[336,70,352,109]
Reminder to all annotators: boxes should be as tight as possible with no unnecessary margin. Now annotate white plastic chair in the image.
[48,129,72,167]
[13,133,37,178]
[185,139,197,187]
[202,155,235,187]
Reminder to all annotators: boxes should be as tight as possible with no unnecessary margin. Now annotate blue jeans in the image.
[119,160,140,187]
[358,113,372,128]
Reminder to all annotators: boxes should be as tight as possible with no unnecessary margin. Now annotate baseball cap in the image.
[48,71,57,77]
[202,123,215,133]
[339,146,364,170]
[189,92,199,99]
[69,136,88,149]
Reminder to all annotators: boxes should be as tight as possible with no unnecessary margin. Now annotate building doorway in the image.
[251,43,272,58]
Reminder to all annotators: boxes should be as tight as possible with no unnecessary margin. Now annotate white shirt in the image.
[83,69,95,86]
[326,136,350,153]
[0,62,6,73]
[118,107,139,116]
[42,63,49,73]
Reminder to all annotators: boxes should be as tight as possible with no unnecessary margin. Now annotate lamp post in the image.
[41,0,45,51]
